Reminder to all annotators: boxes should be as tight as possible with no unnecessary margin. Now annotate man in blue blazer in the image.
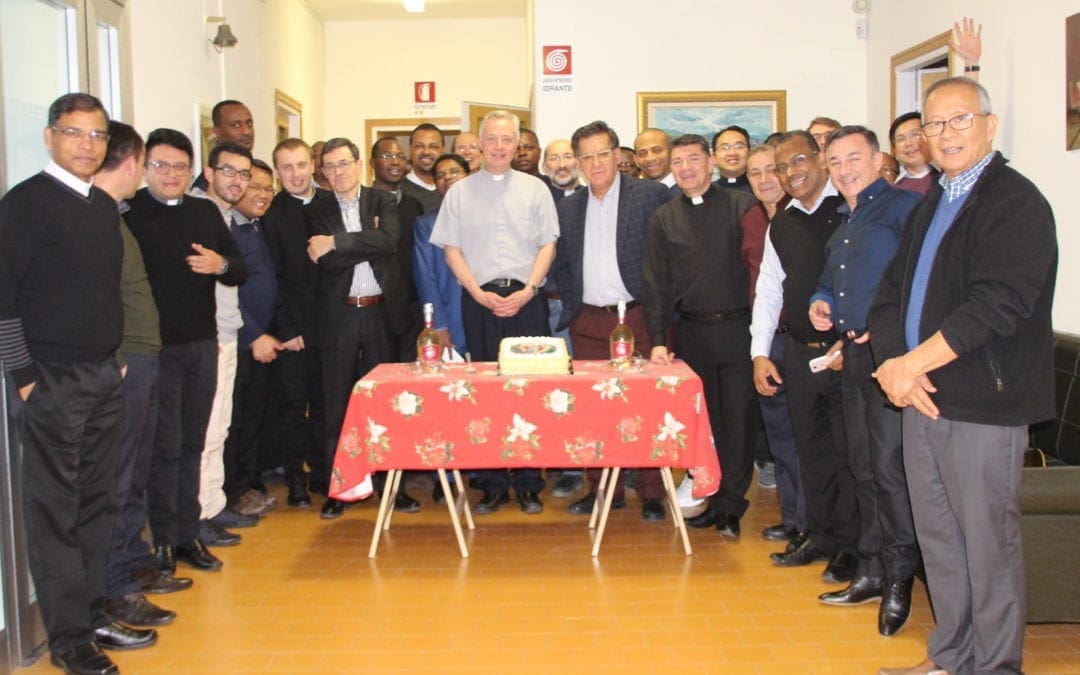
[551,120,672,521]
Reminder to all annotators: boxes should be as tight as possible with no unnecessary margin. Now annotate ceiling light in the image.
[404,0,425,13]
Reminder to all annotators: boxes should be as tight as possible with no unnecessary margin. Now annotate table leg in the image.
[589,467,610,530]
[437,469,470,558]
[660,467,692,555]
[591,467,621,557]
[452,470,475,531]
[368,469,399,558]
[382,468,405,531]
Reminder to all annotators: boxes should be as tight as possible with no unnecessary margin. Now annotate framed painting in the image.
[637,90,786,144]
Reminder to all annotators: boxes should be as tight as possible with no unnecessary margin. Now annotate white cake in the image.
[498,337,571,375]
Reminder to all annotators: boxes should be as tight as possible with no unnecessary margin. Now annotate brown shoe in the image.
[105,592,176,626]
[231,489,271,517]
[878,658,948,675]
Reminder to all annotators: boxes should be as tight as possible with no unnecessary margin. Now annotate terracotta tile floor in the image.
[19,473,1080,674]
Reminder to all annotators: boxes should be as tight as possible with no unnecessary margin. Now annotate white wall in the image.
[866,1,1080,333]
[129,0,325,165]
[532,0,870,146]
[322,17,529,140]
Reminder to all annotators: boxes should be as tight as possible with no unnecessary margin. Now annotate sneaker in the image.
[676,473,707,518]
[755,461,777,489]
[230,489,271,517]
[198,519,241,547]
[209,506,259,528]
[551,472,583,498]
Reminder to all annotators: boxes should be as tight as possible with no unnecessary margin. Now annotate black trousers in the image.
[840,339,919,578]
[758,335,806,531]
[677,316,758,519]
[461,286,547,494]
[272,344,324,482]
[148,339,217,547]
[17,358,122,652]
[321,305,395,485]
[224,344,273,501]
[105,352,159,599]
[782,335,857,555]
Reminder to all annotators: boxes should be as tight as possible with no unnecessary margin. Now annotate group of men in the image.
[0,35,1057,674]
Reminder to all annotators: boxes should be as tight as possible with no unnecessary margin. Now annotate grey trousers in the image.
[902,409,1026,675]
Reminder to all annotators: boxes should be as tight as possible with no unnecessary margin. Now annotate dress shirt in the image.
[405,170,436,191]
[44,160,92,197]
[582,177,632,306]
[810,179,920,331]
[429,168,559,286]
[337,192,382,297]
[660,173,676,188]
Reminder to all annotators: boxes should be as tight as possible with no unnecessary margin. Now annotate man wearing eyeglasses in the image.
[889,112,939,196]
[1,93,138,674]
[305,138,409,520]
[751,131,857,588]
[643,134,758,537]
[126,129,247,578]
[711,125,753,194]
[873,78,1057,675]
[552,121,672,519]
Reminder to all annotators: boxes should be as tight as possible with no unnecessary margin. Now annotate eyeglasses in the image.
[546,153,575,164]
[147,160,192,175]
[51,126,109,143]
[455,143,479,153]
[921,112,988,137]
[578,148,615,165]
[716,142,747,152]
[435,167,466,181]
[747,166,780,179]
[324,159,357,173]
[892,130,924,145]
[247,185,275,196]
[214,164,252,180]
[775,153,812,175]
[376,152,406,162]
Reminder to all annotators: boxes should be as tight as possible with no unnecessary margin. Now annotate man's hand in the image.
[18,382,35,401]
[826,339,845,372]
[753,356,782,396]
[492,288,534,318]
[873,355,940,419]
[808,299,834,332]
[650,345,673,365]
[186,243,225,275]
[307,235,335,263]
[252,334,284,363]
[951,17,982,65]
[281,336,305,352]
[434,328,452,350]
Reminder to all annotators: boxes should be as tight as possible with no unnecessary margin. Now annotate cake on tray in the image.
[498,337,571,375]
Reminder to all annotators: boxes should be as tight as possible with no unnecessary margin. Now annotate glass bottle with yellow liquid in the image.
[609,300,634,365]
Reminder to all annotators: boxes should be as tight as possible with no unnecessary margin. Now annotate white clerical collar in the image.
[44,160,93,197]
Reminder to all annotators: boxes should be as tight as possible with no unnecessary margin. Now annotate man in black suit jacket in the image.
[552,121,672,521]
[304,137,409,519]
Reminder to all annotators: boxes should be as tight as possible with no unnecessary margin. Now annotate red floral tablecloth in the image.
[328,360,720,501]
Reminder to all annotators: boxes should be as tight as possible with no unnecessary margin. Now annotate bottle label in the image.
[420,343,441,364]
[612,339,632,359]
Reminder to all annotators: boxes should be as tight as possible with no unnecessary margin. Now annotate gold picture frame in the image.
[637,90,787,142]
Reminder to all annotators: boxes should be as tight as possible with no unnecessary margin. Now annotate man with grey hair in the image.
[873,77,1057,675]
[430,110,559,515]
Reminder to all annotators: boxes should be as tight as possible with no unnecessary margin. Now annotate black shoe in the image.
[308,479,328,496]
[761,524,797,542]
[198,519,241,547]
[320,497,346,520]
[105,592,176,627]
[770,538,830,567]
[551,472,584,498]
[208,506,259,529]
[93,621,158,651]
[152,545,175,576]
[822,551,856,584]
[474,491,510,515]
[433,482,447,504]
[878,577,914,637]
[642,498,665,522]
[287,478,311,507]
[568,492,626,515]
[716,513,740,540]
[685,503,720,528]
[517,490,543,514]
[785,531,809,554]
[394,490,421,513]
[133,567,192,595]
[819,575,884,606]
[174,540,222,572]
[51,642,118,675]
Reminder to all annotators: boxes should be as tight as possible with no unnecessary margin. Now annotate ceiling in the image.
[303,0,528,21]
